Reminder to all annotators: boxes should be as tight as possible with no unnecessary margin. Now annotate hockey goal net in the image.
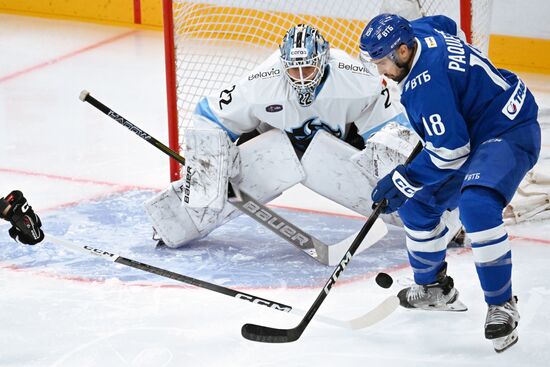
[163,0,550,224]
[163,0,494,181]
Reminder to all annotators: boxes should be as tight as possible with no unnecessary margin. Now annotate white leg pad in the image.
[300,130,374,217]
[181,127,240,211]
[237,129,305,200]
[144,129,305,248]
[143,187,202,248]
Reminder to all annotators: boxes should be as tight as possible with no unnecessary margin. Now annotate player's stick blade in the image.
[241,324,302,343]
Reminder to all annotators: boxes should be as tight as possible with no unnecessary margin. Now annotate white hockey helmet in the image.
[279,24,329,106]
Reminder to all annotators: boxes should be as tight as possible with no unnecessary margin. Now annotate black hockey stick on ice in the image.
[78,90,387,266]
[241,141,423,343]
[44,234,388,330]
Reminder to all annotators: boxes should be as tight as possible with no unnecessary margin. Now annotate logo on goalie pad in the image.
[179,165,193,204]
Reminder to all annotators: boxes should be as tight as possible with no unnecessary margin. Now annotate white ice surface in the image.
[1,14,550,366]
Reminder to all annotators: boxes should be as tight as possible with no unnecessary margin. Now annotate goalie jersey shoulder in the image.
[239,48,384,103]
[196,49,394,139]
[320,48,384,100]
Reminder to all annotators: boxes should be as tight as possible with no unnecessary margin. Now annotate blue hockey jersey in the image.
[400,16,539,186]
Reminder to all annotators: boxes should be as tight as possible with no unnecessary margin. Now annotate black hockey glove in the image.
[0,190,44,245]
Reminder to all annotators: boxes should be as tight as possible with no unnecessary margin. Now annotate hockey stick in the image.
[230,188,387,265]
[78,90,387,265]
[44,234,389,330]
[241,141,423,343]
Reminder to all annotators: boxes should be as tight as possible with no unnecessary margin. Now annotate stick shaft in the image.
[44,234,373,329]
[45,234,291,311]
[241,141,423,342]
[78,90,360,265]
[80,91,185,165]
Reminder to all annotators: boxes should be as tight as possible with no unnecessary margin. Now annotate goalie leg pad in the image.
[143,187,202,248]
[182,127,240,212]
[300,130,374,217]
[237,129,305,200]
[144,129,305,248]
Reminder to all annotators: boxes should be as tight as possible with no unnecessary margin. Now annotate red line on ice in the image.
[0,30,139,83]
[0,167,154,191]
[2,167,550,289]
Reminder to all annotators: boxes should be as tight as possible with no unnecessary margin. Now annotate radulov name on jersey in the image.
[248,68,281,81]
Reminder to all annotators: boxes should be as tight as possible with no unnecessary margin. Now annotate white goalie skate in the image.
[397,267,468,312]
[485,296,520,353]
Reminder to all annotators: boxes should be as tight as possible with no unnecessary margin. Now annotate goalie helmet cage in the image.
[162,0,494,182]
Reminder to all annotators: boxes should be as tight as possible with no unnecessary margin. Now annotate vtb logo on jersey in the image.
[288,117,342,151]
[502,79,526,120]
[219,85,236,110]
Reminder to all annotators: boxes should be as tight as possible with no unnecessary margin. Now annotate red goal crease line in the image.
[2,167,549,246]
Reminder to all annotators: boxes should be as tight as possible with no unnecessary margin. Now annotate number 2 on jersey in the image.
[381,87,391,108]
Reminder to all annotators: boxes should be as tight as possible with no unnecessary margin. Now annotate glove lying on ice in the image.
[0,190,44,245]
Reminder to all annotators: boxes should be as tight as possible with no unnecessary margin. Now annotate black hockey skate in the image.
[397,266,468,311]
[485,296,520,353]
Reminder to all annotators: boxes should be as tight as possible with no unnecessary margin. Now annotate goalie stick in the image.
[44,234,394,330]
[78,90,387,266]
[241,141,423,343]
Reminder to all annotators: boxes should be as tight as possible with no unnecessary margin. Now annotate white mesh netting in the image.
[165,0,550,223]
[166,0,493,140]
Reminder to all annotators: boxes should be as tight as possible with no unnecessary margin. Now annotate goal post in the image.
[162,0,494,181]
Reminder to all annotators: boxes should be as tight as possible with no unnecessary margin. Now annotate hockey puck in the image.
[375,272,393,289]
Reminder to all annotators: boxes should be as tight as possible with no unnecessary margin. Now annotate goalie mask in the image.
[280,24,329,107]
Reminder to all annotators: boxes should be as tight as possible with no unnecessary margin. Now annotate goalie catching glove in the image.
[371,165,422,213]
[0,190,44,245]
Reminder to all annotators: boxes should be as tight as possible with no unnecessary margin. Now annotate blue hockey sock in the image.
[460,186,512,305]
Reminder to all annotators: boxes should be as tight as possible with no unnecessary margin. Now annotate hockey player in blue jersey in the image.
[359,14,540,352]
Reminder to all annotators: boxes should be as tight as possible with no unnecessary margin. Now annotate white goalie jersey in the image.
[193,48,409,150]
[145,47,418,249]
